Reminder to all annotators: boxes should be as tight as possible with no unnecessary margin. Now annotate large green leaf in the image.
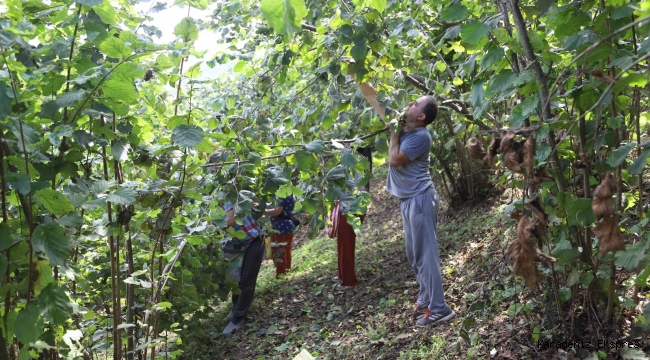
[260,0,308,37]
[15,306,44,345]
[304,139,325,153]
[6,173,30,195]
[99,37,131,58]
[33,260,54,297]
[106,186,137,205]
[0,82,12,120]
[565,197,595,226]
[326,165,346,180]
[294,151,315,171]
[341,151,357,167]
[460,21,491,45]
[90,180,113,195]
[366,0,386,12]
[628,148,650,175]
[615,241,648,269]
[607,142,636,167]
[172,125,204,147]
[0,223,12,252]
[37,284,73,326]
[174,17,199,42]
[111,139,130,161]
[471,81,484,107]
[440,4,468,22]
[102,79,138,104]
[55,90,87,107]
[94,0,118,25]
[486,70,516,98]
[32,223,70,267]
[34,189,74,215]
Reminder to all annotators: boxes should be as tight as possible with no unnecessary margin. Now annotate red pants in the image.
[271,233,293,278]
[337,214,365,286]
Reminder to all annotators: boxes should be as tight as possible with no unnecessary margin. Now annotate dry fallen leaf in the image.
[502,149,524,173]
[467,137,487,160]
[528,167,554,187]
[523,135,535,177]
[592,172,616,220]
[594,215,625,255]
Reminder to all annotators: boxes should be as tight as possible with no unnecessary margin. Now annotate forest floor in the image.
[181,166,650,360]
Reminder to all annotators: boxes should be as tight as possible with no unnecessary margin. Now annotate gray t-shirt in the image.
[385,108,434,199]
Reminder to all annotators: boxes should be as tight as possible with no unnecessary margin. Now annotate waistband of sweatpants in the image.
[399,185,435,202]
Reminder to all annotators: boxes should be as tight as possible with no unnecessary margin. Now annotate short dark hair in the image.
[422,96,438,125]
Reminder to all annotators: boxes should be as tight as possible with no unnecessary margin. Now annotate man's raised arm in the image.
[355,81,388,121]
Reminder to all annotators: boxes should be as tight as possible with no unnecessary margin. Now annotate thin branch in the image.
[202,127,390,167]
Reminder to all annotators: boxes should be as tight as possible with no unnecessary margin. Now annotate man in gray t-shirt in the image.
[352,73,455,327]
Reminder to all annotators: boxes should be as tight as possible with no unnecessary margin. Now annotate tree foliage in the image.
[0,0,649,358]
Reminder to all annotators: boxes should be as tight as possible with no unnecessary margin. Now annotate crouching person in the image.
[221,201,264,336]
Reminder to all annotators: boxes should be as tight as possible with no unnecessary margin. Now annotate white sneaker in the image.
[222,319,244,337]
[332,276,341,283]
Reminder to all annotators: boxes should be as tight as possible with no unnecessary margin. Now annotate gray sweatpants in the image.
[231,236,264,320]
[400,187,447,312]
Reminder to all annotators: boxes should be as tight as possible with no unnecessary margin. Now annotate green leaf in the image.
[261,0,308,37]
[172,125,204,147]
[566,268,579,286]
[55,90,87,107]
[233,60,247,73]
[460,21,491,45]
[304,140,325,153]
[15,306,44,344]
[6,173,30,195]
[33,260,54,297]
[294,151,314,172]
[157,302,172,309]
[326,165,346,180]
[34,189,74,215]
[99,37,131,58]
[629,148,650,175]
[487,70,516,98]
[471,81,484,107]
[607,142,636,167]
[106,186,137,205]
[174,17,199,42]
[566,197,595,226]
[94,0,118,25]
[75,0,102,5]
[111,140,130,161]
[341,151,357,167]
[0,82,12,120]
[615,241,648,269]
[440,4,468,22]
[580,271,594,287]
[90,180,113,195]
[351,41,367,60]
[520,95,539,118]
[33,223,70,267]
[366,0,386,12]
[102,79,138,104]
[0,223,12,251]
[55,213,84,228]
[37,283,73,325]
[480,46,505,69]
